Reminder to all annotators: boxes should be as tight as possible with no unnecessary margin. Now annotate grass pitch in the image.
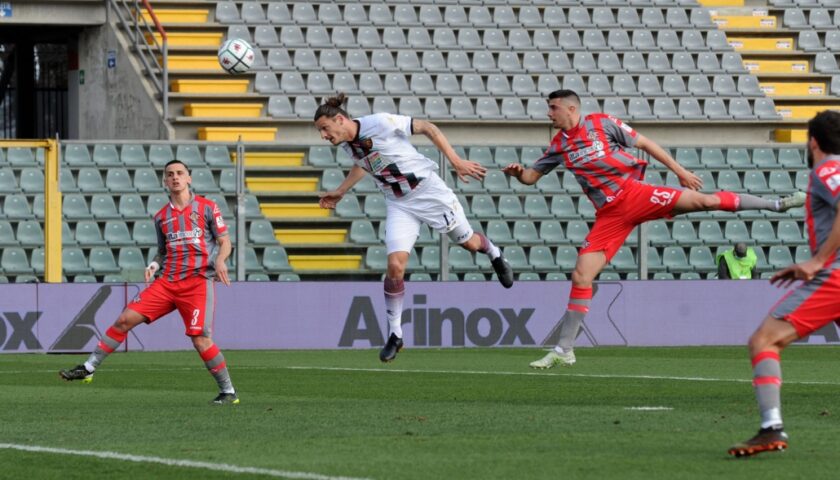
[1,347,838,479]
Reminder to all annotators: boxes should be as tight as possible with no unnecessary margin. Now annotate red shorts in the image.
[771,268,840,337]
[126,275,216,337]
[581,180,684,261]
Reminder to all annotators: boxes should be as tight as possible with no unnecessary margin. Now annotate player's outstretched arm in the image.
[772,207,840,287]
[412,119,486,182]
[214,235,232,286]
[319,165,367,209]
[503,163,543,185]
[636,135,702,191]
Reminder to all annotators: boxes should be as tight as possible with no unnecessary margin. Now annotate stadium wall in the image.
[72,21,173,140]
[0,281,836,353]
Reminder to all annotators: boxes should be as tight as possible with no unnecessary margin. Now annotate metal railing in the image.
[108,0,169,120]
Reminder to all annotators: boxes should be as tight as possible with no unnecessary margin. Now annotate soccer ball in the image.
[218,38,254,74]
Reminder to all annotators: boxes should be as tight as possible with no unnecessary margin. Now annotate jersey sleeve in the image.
[207,202,229,238]
[813,161,840,207]
[154,216,167,265]
[532,144,563,175]
[601,115,638,148]
[382,113,413,138]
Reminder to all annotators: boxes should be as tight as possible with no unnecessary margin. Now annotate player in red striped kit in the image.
[60,160,239,405]
[504,90,806,369]
[729,111,840,457]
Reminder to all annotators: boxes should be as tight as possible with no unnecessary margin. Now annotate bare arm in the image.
[319,165,367,209]
[146,220,166,282]
[635,135,702,190]
[412,119,486,182]
[214,234,232,286]
[772,208,840,287]
[502,163,544,186]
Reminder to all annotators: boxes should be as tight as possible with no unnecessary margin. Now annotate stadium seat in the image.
[62,194,91,220]
[148,145,174,167]
[513,220,540,244]
[743,171,771,194]
[64,144,93,166]
[768,171,795,193]
[716,171,742,192]
[486,220,514,245]
[146,193,168,216]
[777,220,804,243]
[632,30,656,50]
[18,168,44,193]
[750,220,777,244]
[0,220,17,247]
[724,220,751,243]
[62,247,91,275]
[768,246,793,268]
[671,220,701,246]
[363,195,386,219]
[105,168,134,193]
[628,98,655,120]
[2,247,32,274]
[565,220,590,244]
[335,194,364,218]
[349,220,378,245]
[92,144,120,166]
[217,169,235,192]
[725,148,752,169]
[117,194,145,220]
[249,220,277,245]
[263,246,292,272]
[75,220,106,246]
[794,245,811,263]
[103,220,133,247]
[16,220,43,246]
[4,194,32,220]
[556,246,578,270]
[205,146,231,167]
[704,98,731,120]
[90,194,120,220]
[779,148,804,168]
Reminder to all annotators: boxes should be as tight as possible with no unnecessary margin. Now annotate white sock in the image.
[389,318,403,338]
[553,346,567,355]
[83,361,95,373]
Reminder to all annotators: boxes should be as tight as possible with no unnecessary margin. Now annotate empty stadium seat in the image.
[90,194,121,220]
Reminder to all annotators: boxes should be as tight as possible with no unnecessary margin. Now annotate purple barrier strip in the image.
[0,281,836,353]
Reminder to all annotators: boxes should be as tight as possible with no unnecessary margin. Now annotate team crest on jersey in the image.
[825,174,840,193]
[189,211,200,223]
[588,131,599,141]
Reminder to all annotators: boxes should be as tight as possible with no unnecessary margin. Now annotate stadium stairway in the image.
[700,0,840,142]
[239,149,365,278]
[139,0,277,141]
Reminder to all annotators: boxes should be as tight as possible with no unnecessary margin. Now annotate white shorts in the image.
[384,172,474,254]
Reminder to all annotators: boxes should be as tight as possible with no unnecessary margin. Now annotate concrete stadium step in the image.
[742,59,809,74]
[231,152,305,167]
[245,177,319,192]
[260,203,328,218]
[727,37,793,52]
[760,82,826,97]
[197,127,276,141]
[163,55,221,71]
[171,79,249,94]
[775,129,807,142]
[275,229,347,244]
[288,254,362,270]
[712,15,776,29]
[146,32,222,47]
[235,152,304,167]
[140,8,209,23]
[183,103,263,118]
[776,104,840,120]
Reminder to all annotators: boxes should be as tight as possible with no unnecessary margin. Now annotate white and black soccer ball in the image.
[218,38,254,74]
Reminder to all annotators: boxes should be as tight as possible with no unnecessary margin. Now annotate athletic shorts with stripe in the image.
[580,179,684,261]
[771,267,840,337]
[127,275,217,337]
[384,172,473,254]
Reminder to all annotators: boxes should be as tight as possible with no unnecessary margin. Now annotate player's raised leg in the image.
[459,231,513,288]
[671,189,805,216]
[59,308,147,383]
[531,251,607,369]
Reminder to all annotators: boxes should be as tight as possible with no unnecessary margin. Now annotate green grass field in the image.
[1,346,838,479]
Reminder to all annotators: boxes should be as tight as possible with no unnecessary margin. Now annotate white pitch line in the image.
[2,364,839,387]
[281,365,840,387]
[624,406,674,411]
[0,443,370,480]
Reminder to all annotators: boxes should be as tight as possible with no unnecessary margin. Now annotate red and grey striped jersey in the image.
[806,156,840,264]
[533,113,645,210]
[154,194,228,281]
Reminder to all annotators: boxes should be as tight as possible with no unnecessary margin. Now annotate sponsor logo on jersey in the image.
[167,227,203,242]
[825,173,840,193]
[215,216,225,229]
[818,165,837,178]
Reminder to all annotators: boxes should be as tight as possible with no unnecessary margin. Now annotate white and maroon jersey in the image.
[154,194,228,281]
[341,113,437,200]
[532,113,646,210]
[806,155,840,265]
